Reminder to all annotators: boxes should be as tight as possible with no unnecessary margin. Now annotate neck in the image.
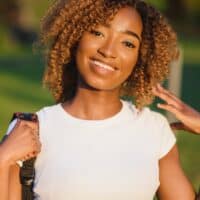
[62,86,122,120]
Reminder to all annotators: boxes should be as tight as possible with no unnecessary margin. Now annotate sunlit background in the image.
[0,0,200,191]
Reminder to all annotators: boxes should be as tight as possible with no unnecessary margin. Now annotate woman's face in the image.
[76,6,143,91]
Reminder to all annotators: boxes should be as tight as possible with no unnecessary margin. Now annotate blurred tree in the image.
[148,0,199,36]
[147,0,167,11]
[0,0,20,25]
[166,0,188,20]
[0,0,37,45]
[181,0,200,14]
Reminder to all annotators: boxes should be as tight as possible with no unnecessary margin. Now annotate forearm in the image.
[158,145,195,200]
[0,143,14,200]
[0,162,10,200]
[0,145,21,200]
[8,164,21,200]
[0,141,12,200]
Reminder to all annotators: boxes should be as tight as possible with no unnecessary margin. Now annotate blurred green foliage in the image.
[0,55,53,133]
[0,54,200,191]
[0,0,199,194]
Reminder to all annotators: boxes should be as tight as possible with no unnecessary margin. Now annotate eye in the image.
[90,30,104,37]
[122,41,136,49]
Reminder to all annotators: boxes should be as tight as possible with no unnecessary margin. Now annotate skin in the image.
[64,6,142,119]
[0,6,195,200]
[153,83,200,134]
[0,120,41,200]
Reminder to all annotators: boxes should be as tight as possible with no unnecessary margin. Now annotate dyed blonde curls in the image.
[40,0,178,108]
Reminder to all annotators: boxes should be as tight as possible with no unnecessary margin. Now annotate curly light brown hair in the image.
[39,0,178,108]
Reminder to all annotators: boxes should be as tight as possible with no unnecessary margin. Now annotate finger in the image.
[34,143,41,153]
[155,89,179,108]
[22,152,37,161]
[29,146,41,157]
[154,85,182,109]
[23,155,33,161]
[34,140,41,150]
[20,120,39,131]
[156,84,183,104]
[28,151,38,158]
[33,138,41,150]
[31,137,40,150]
[21,156,29,161]
[35,127,39,136]
[156,84,177,100]
[30,128,39,137]
[157,103,180,116]
[158,102,195,124]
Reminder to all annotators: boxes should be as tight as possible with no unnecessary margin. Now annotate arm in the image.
[0,161,10,200]
[157,144,195,200]
[0,146,22,200]
[153,84,200,134]
[0,157,21,200]
[8,164,22,199]
[0,120,41,200]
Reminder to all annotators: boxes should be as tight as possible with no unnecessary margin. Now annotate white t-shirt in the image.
[7,100,176,200]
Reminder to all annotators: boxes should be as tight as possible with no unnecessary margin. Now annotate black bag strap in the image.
[196,187,200,200]
[11,112,38,200]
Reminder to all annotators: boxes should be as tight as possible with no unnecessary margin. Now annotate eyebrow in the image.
[103,23,141,43]
[122,30,141,43]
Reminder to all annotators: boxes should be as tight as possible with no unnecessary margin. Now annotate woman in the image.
[0,0,195,199]
[153,83,200,134]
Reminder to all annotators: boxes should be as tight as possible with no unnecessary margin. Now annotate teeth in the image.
[93,60,115,71]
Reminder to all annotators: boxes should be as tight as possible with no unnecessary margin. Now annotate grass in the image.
[0,55,53,134]
[0,1,199,196]
[180,38,200,65]
[0,38,200,191]
[0,55,200,191]
[176,132,200,189]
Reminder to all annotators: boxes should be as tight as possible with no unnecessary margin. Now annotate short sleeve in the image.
[158,116,176,159]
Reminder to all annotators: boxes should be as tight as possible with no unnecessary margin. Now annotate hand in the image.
[152,84,200,134]
[0,120,41,166]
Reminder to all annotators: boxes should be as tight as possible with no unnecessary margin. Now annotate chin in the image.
[80,77,121,92]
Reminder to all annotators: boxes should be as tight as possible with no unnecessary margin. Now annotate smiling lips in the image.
[90,59,116,72]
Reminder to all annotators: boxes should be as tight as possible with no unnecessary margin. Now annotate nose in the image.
[97,40,117,59]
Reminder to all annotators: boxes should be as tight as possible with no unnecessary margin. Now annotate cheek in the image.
[76,40,99,69]
[121,50,139,75]
[76,41,90,68]
[77,34,99,56]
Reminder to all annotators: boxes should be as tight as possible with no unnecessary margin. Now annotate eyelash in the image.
[122,41,136,49]
[90,30,104,37]
[90,30,136,49]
